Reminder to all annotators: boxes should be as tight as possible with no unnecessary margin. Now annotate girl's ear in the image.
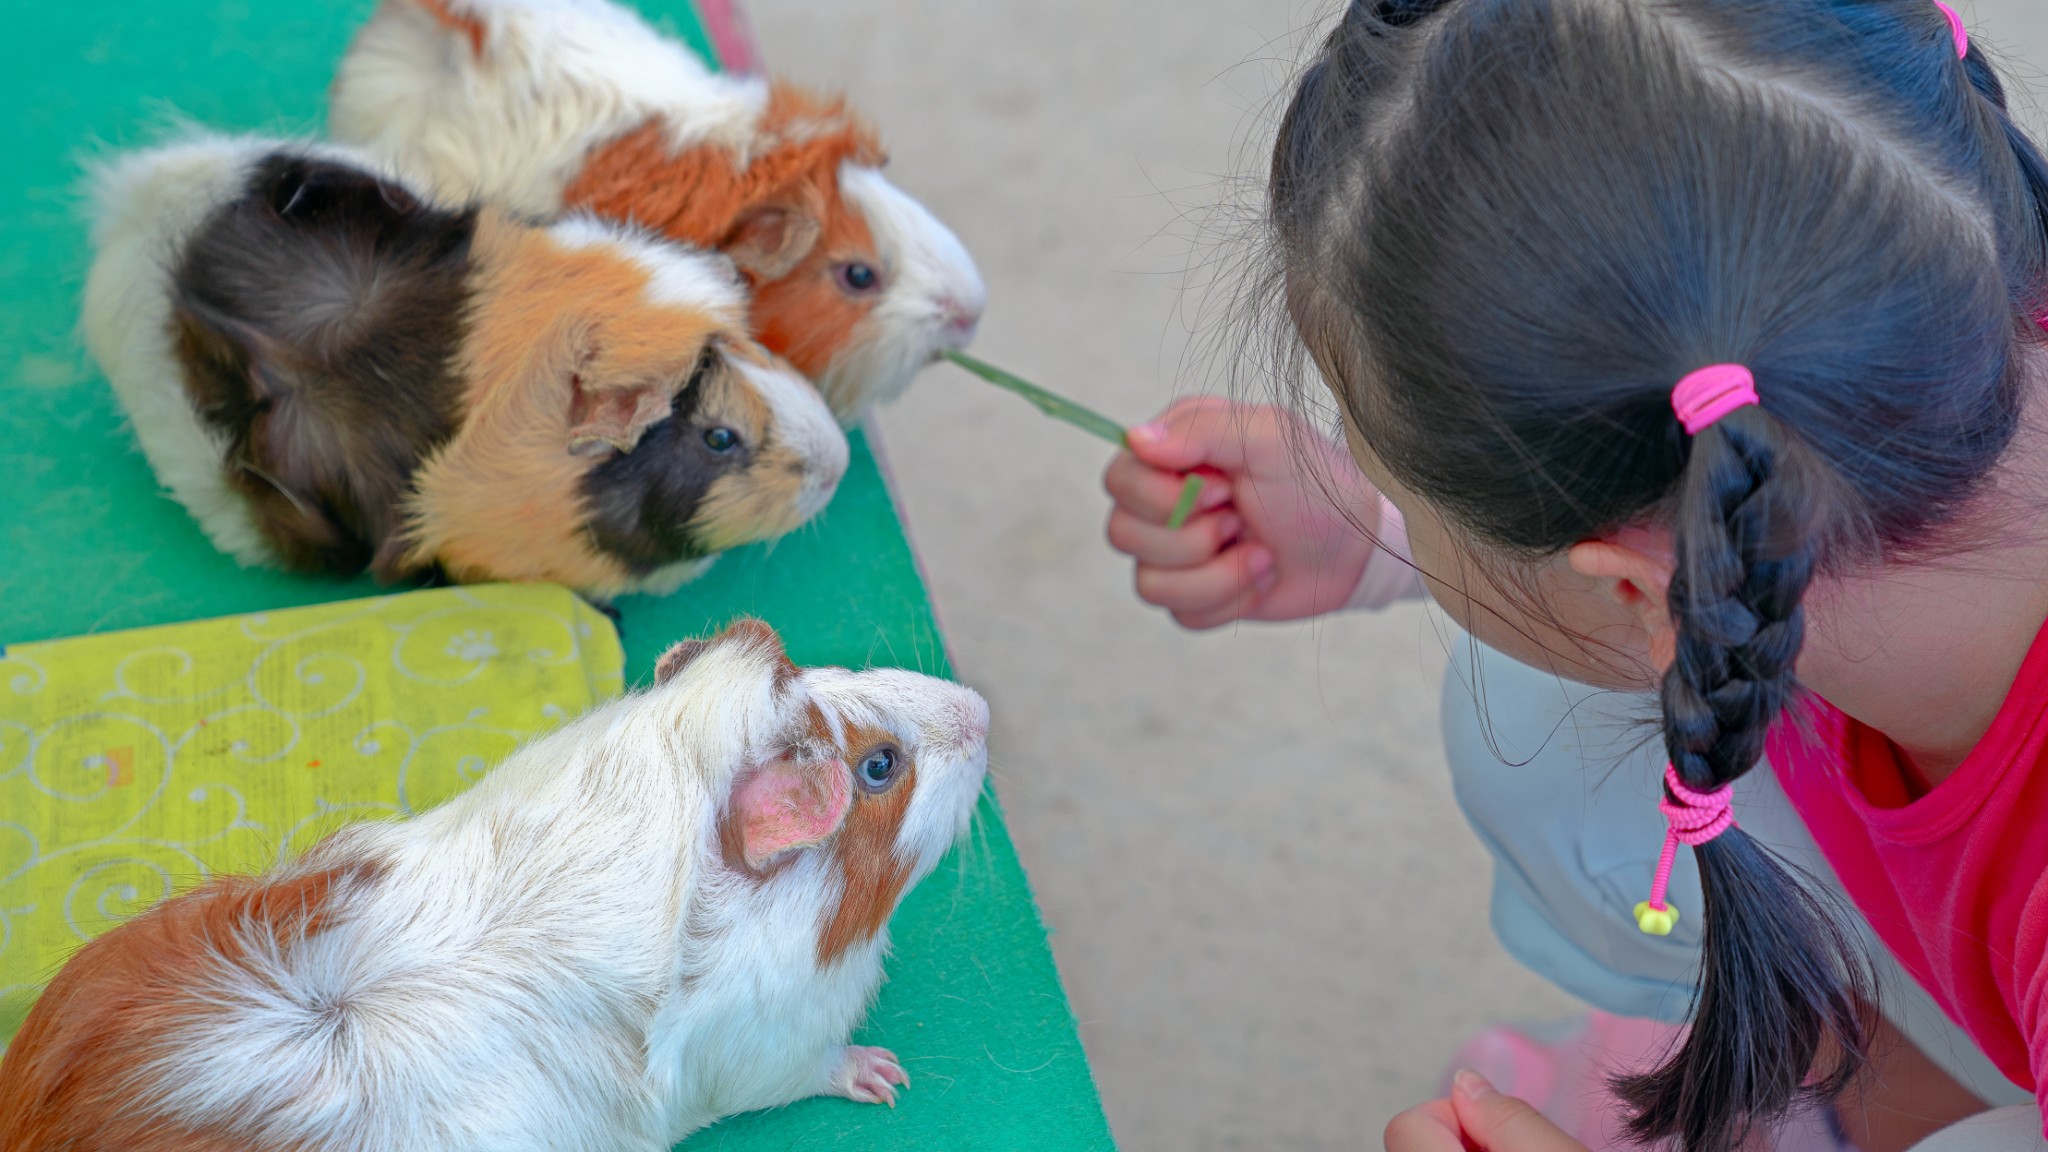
[1567,533,1678,671]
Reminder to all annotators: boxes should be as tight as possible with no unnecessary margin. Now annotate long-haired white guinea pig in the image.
[329,0,986,424]
[82,133,848,598]
[0,620,990,1150]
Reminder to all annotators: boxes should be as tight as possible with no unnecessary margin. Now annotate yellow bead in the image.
[1634,901,1680,936]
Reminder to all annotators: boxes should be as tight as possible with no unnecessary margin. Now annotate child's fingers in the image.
[1382,1099,1470,1152]
[1171,586,1265,631]
[1106,508,1241,568]
[1133,543,1276,616]
[1104,452,1233,524]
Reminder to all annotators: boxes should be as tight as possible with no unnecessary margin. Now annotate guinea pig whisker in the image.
[237,459,315,519]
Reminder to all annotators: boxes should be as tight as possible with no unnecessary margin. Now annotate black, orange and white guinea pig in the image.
[0,619,991,1150]
[82,134,848,598]
[329,0,986,424]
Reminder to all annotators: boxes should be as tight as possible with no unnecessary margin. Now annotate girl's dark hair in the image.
[1269,1,2048,1149]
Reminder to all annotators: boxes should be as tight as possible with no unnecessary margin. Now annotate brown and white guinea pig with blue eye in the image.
[328,0,986,425]
[0,619,991,1151]
[81,134,848,598]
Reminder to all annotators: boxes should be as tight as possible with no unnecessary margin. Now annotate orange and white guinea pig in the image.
[328,0,986,424]
[0,619,992,1151]
[82,134,848,598]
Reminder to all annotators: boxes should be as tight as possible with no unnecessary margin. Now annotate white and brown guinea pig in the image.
[0,619,991,1151]
[82,134,848,598]
[329,0,986,424]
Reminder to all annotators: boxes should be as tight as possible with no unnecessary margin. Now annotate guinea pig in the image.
[82,134,849,598]
[328,0,987,425]
[0,619,991,1151]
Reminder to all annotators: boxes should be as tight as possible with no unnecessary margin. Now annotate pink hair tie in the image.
[1934,0,1969,58]
[1635,763,1737,935]
[1670,363,1759,435]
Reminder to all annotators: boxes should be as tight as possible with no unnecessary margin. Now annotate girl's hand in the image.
[1385,1071,1591,1152]
[1102,396,1379,629]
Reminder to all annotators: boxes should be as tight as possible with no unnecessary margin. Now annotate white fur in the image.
[330,0,765,215]
[328,0,989,423]
[127,636,989,1151]
[544,211,747,321]
[736,355,850,522]
[80,134,412,568]
[819,164,987,416]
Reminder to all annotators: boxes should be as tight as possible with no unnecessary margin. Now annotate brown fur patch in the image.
[666,618,797,690]
[170,152,475,579]
[402,212,728,593]
[418,0,488,57]
[0,862,379,1150]
[745,178,879,394]
[562,82,887,382]
[817,723,918,965]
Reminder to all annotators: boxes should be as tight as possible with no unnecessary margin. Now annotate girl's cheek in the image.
[1407,512,1659,691]
[1339,415,1653,687]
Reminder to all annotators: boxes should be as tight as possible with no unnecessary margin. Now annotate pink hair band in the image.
[1634,763,1737,936]
[1934,0,1969,58]
[1671,363,1760,435]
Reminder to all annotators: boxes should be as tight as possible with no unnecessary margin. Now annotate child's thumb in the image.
[1125,398,1248,474]
[1448,1070,1587,1152]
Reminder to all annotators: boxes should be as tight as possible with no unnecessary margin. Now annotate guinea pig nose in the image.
[938,298,982,344]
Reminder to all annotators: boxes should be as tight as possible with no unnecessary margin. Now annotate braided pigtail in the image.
[1614,404,1876,1152]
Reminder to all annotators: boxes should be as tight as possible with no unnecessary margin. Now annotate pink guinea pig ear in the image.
[725,756,852,872]
[567,371,674,457]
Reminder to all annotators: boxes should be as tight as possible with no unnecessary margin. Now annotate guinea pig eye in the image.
[856,746,899,792]
[834,261,882,295]
[702,426,740,452]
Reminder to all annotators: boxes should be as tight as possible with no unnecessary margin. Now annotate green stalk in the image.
[943,350,1205,529]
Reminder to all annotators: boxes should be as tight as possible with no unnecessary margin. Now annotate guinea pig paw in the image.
[830,1045,909,1107]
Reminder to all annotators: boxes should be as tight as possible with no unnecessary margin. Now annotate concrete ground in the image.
[743,3,2048,1150]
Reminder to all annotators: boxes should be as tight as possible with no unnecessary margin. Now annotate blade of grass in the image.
[1164,475,1202,530]
[942,349,1205,529]
[943,350,1129,447]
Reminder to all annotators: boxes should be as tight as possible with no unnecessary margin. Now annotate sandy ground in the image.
[742,3,2048,1149]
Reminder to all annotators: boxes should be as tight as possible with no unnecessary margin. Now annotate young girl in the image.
[1104,1,2048,1149]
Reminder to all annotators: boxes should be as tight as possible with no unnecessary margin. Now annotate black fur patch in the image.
[579,354,752,576]
[170,152,476,577]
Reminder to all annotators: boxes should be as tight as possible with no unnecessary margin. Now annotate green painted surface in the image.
[0,3,1114,1147]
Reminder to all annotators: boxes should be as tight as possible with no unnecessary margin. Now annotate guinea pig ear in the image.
[721,198,823,281]
[567,370,673,457]
[653,638,712,685]
[726,755,852,872]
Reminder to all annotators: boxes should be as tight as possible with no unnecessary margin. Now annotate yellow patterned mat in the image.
[0,584,624,1043]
